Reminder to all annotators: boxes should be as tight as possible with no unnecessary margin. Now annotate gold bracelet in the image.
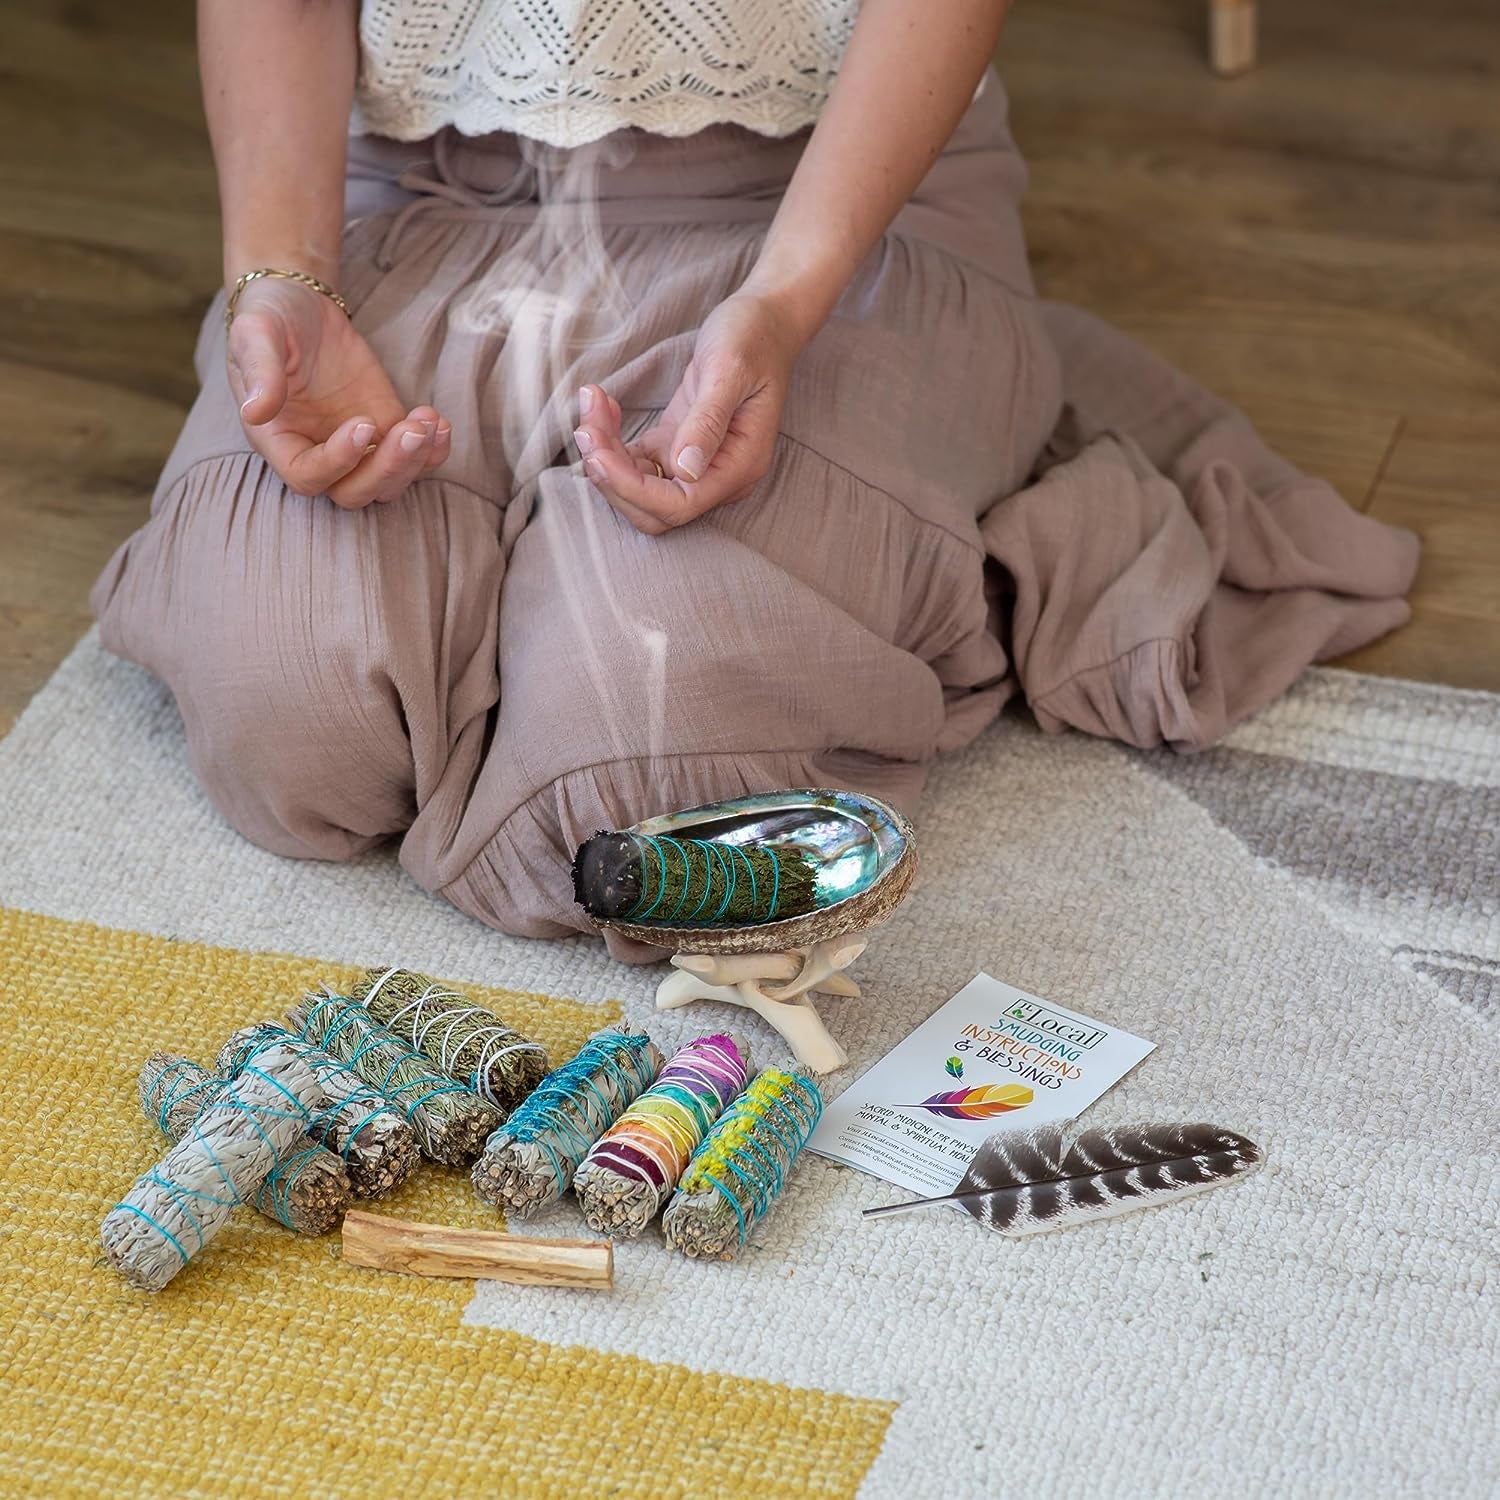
[224,267,350,329]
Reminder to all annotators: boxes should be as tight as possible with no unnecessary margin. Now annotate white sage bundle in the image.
[139,1052,350,1236]
[102,1044,324,1291]
[472,1026,662,1218]
[216,1022,421,1197]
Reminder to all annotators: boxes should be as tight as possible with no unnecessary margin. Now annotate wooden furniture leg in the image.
[1210,0,1257,75]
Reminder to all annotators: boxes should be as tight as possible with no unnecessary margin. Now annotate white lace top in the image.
[353,0,862,146]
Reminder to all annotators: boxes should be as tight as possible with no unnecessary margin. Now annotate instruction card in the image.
[808,972,1155,1196]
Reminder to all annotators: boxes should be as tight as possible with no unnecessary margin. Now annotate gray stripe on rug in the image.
[1138,746,1499,913]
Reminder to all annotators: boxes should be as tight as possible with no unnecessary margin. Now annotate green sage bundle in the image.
[351,967,551,1111]
[472,1025,663,1218]
[138,1052,350,1236]
[662,1067,824,1261]
[287,991,501,1166]
[573,830,820,926]
[102,1043,324,1290]
[216,1022,421,1198]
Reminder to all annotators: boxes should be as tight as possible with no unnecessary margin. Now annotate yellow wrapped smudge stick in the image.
[661,1067,824,1261]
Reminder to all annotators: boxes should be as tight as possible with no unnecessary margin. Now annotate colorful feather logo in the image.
[945,1056,964,1079]
[902,1083,1033,1120]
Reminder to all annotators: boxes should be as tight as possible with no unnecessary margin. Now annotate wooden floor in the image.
[1,0,1496,734]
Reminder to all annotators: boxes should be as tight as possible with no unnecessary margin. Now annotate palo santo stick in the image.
[340,1210,613,1290]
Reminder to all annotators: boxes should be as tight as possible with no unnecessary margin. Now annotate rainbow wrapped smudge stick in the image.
[662,1066,824,1260]
[573,1032,751,1239]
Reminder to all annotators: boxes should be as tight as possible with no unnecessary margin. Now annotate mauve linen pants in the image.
[91,75,1416,961]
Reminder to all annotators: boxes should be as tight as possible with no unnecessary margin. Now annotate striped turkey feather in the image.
[862,1122,1262,1235]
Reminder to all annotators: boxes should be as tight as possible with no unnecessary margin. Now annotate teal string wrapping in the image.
[216,1023,421,1198]
[287,991,502,1167]
[102,1044,325,1291]
[137,1051,351,1235]
[661,1067,824,1260]
[472,1027,664,1217]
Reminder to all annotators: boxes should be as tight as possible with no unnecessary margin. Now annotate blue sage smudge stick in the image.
[472,1026,663,1217]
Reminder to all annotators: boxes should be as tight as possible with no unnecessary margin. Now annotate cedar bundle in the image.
[572,831,820,925]
[287,991,501,1166]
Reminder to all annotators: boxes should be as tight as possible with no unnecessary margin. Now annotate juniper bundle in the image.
[216,1022,421,1197]
[138,1053,350,1236]
[662,1066,824,1261]
[573,1032,751,1239]
[286,991,502,1167]
[102,1044,324,1291]
[472,1026,663,1218]
[350,967,551,1111]
[573,830,821,926]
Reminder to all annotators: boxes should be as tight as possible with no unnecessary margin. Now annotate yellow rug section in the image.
[0,907,894,1498]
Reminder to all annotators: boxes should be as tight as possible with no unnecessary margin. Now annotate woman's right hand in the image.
[226,276,451,508]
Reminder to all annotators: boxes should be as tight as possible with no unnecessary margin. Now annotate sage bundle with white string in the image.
[351,967,550,1111]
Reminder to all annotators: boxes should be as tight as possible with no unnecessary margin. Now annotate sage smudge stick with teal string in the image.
[138,1052,351,1236]
[573,1032,751,1239]
[573,830,820,926]
[350,967,551,1111]
[662,1066,824,1261]
[472,1025,663,1218]
[102,1043,325,1291]
[286,991,502,1167]
[216,1022,421,1198]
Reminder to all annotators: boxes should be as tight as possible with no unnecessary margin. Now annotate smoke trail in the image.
[448,126,678,769]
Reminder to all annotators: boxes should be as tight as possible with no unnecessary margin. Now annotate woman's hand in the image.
[572,290,805,535]
[227,277,451,508]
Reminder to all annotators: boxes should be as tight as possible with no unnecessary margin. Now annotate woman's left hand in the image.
[573,289,806,535]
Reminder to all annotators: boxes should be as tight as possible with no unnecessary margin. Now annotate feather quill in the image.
[863,1122,1262,1235]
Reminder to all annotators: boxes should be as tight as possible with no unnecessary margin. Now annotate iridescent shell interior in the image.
[619,787,912,935]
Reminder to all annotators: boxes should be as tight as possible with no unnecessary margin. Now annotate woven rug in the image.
[2,633,1495,1499]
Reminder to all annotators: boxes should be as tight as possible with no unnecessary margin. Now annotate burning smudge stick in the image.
[351,967,550,1111]
[139,1053,350,1236]
[662,1067,824,1261]
[573,1032,750,1238]
[102,1044,325,1290]
[287,992,502,1167]
[216,1023,421,1198]
[472,1026,662,1218]
[573,830,821,926]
